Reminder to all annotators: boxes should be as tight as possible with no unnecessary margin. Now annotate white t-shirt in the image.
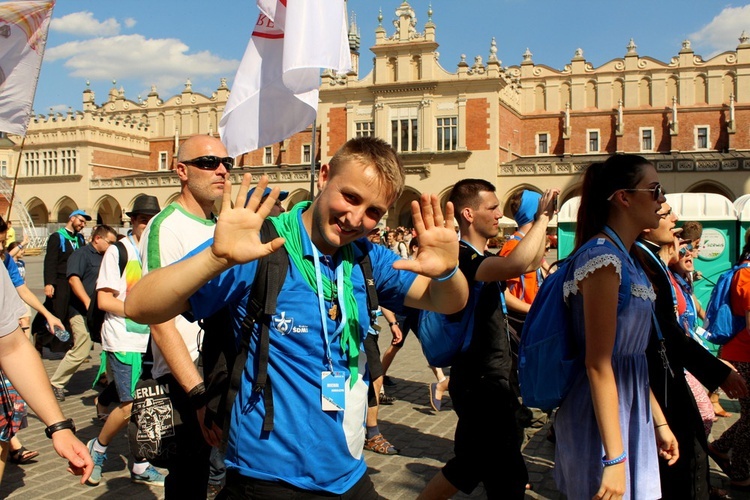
[140,202,217,379]
[0,266,25,338]
[96,235,150,353]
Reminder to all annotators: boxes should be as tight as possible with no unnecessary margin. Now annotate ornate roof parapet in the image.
[521,48,533,65]
[348,12,360,52]
[679,39,694,54]
[487,37,501,77]
[456,53,469,77]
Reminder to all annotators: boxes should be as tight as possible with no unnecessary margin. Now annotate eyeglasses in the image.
[181,156,234,171]
[606,183,665,201]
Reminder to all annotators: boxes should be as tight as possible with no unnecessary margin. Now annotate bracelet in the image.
[602,451,627,467]
[433,265,458,282]
[389,321,398,327]
[45,418,76,439]
[655,423,668,428]
[188,382,208,410]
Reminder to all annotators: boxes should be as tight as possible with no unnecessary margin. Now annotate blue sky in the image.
[32,0,750,116]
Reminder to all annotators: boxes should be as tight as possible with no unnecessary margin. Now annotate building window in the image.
[696,126,709,149]
[390,107,419,152]
[355,122,374,138]
[24,149,74,176]
[158,151,169,170]
[436,117,457,151]
[0,160,6,177]
[537,133,549,155]
[640,128,653,152]
[264,146,273,165]
[302,144,311,164]
[587,130,599,153]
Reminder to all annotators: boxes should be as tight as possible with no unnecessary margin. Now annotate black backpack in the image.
[87,241,128,343]
[200,220,379,445]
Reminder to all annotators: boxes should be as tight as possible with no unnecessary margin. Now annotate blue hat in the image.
[69,209,92,221]
[513,191,541,227]
[246,187,289,206]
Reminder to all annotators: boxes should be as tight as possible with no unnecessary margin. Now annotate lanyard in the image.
[634,241,679,317]
[461,239,509,330]
[312,247,347,372]
[605,227,674,403]
[127,232,141,264]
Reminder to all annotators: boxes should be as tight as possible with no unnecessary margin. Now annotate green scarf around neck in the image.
[270,202,360,388]
[57,227,82,251]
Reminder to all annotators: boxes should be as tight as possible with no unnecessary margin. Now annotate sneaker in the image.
[85,438,106,486]
[51,385,65,402]
[131,465,165,487]
[382,375,397,387]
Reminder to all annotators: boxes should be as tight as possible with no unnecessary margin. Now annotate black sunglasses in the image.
[182,155,234,171]
[607,183,665,201]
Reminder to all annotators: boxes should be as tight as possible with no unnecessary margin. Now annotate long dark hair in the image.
[739,228,750,264]
[574,154,652,252]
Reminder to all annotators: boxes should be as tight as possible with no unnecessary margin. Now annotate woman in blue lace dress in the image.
[554,155,679,500]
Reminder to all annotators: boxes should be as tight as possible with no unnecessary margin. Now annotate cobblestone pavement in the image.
[1,256,746,499]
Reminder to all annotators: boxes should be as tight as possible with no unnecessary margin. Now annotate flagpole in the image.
[308,119,317,201]
[6,135,26,221]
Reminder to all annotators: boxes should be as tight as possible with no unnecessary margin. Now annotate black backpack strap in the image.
[354,241,379,325]
[115,241,128,275]
[223,220,287,440]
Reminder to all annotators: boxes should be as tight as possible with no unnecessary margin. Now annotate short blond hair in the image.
[329,137,404,202]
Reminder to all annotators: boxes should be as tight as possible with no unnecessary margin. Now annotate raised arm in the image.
[396,194,468,314]
[475,188,559,282]
[125,174,285,324]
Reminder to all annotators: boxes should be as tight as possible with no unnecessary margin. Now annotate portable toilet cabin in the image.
[557,196,580,260]
[735,194,750,254]
[667,193,738,321]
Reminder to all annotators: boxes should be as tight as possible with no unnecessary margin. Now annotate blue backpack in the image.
[415,280,485,367]
[704,262,750,345]
[518,238,632,411]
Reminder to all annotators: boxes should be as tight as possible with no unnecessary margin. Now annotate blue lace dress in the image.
[554,243,661,499]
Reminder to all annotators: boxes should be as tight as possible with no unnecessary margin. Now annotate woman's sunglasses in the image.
[606,184,665,201]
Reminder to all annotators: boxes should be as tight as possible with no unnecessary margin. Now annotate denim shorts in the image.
[107,351,135,403]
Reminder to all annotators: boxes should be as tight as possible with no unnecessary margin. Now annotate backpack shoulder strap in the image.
[115,241,128,276]
[224,220,288,437]
[353,240,378,324]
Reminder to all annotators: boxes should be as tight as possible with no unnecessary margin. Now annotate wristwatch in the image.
[45,418,76,439]
[389,321,398,327]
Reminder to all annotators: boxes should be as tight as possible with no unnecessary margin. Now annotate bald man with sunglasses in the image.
[138,135,232,498]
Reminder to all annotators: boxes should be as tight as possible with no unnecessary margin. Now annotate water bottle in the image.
[52,325,70,342]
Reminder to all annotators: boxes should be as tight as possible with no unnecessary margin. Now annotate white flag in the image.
[220,0,351,158]
[0,0,54,136]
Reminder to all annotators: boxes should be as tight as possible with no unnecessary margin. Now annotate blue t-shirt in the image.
[3,254,24,288]
[187,215,416,494]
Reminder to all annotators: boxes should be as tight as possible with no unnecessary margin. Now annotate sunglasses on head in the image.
[181,155,234,171]
[606,183,665,201]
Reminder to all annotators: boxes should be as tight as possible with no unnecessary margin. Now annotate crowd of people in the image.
[0,137,747,500]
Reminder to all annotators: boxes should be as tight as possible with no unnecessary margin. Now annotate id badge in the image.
[321,371,346,411]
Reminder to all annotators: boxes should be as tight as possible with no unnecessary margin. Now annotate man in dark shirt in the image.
[50,225,117,401]
[42,210,89,321]
[419,179,558,500]
[634,203,747,499]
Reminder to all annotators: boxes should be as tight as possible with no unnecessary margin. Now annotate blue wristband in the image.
[602,451,627,467]
[433,265,458,282]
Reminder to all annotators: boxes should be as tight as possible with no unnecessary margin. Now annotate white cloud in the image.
[46,34,239,93]
[51,11,121,37]
[124,18,137,29]
[689,5,750,57]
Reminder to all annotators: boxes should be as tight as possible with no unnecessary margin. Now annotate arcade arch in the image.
[53,196,78,223]
[94,194,122,226]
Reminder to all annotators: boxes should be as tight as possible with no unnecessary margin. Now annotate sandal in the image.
[364,434,399,455]
[9,446,39,464]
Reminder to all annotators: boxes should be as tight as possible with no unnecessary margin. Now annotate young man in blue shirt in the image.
[126,137,468,498]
